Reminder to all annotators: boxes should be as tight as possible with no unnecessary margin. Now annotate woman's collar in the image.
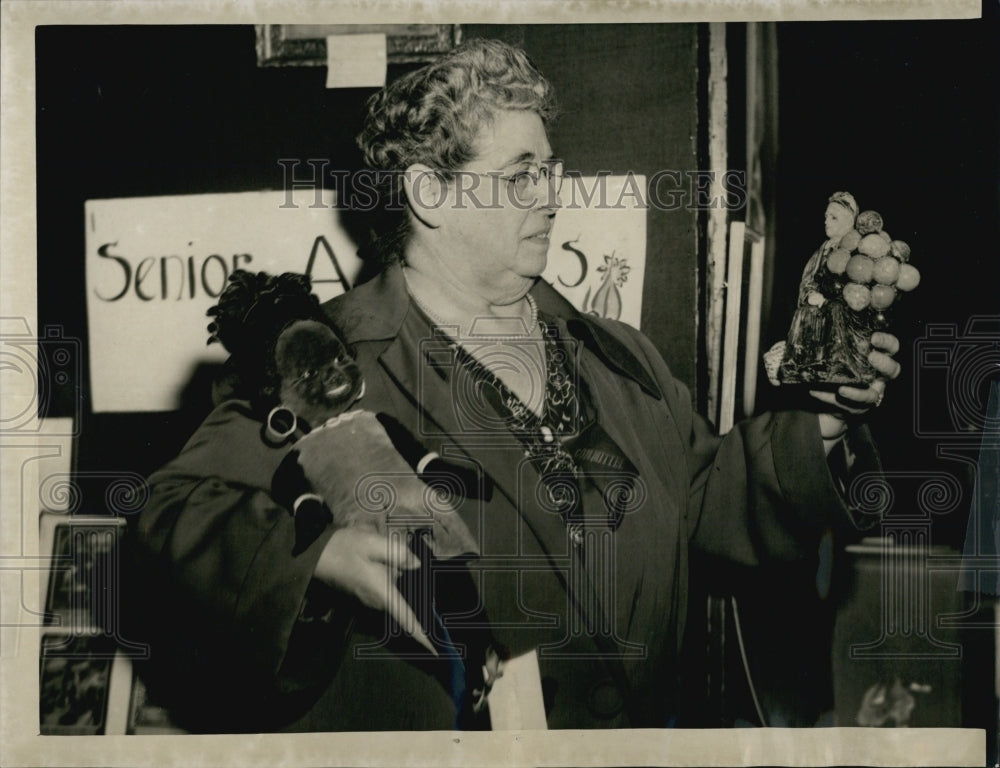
[326,261,662,399]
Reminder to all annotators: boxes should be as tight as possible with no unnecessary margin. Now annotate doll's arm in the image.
[374,411,493,501]
[272,450,333,556]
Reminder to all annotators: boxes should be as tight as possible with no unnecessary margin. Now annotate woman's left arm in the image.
[628,326,898,566]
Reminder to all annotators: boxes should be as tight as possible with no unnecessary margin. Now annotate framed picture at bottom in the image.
[39,633,117,735]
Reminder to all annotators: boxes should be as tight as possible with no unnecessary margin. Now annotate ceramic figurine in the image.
[769,192,920,386]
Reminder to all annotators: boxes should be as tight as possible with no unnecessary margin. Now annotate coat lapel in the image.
[325,264,667,581]
[376,314,576,565]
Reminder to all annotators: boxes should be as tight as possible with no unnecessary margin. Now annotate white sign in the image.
[542,175,647,329]
[85,190,362,413]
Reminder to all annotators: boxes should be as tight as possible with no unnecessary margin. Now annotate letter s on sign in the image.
[94,242,131,302]
[558,237,587,288]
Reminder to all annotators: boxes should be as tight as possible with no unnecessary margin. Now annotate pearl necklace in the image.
[404,271,540,341]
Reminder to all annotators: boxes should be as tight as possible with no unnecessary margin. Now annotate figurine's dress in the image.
[781,241,873,384]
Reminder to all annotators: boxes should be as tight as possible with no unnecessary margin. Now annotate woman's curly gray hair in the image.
[356,38,557,263]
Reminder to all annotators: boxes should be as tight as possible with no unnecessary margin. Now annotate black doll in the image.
[207,271,487,562]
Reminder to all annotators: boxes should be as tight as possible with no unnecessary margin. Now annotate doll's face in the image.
[274,320,364,428]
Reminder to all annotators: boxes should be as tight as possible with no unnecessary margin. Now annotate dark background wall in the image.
[472,24,702,390]
[727,14,998,741]
[36,23,702,479]
[37,25,371,476]
[769,14,1000,548]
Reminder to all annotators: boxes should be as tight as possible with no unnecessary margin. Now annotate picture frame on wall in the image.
[38,515,143,736]
[40,516,126,633]
[255,24,462,67]
[39,634,117,735]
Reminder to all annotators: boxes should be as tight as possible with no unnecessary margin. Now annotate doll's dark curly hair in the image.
[207,270,330,409]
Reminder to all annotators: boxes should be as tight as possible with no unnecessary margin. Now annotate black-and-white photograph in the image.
[1,2,997,766]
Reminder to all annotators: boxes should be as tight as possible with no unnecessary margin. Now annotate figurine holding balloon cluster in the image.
[767,191,920,387]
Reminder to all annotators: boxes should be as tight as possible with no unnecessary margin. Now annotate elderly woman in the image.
[325,40,900,724]
[132,39,900,732]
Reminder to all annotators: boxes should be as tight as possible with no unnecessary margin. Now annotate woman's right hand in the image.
[313,526,436,655]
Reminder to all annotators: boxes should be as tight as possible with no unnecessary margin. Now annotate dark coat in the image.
[130,263,878,731]
[320,264,878,727]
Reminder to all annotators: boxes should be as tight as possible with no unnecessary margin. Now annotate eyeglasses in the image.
[463,159,565,204]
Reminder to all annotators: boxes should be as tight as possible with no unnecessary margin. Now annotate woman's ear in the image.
[402,163,447,229]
